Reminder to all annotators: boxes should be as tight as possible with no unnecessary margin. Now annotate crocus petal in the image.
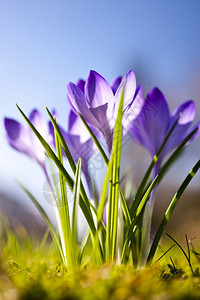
[77,79,85,93]
[61,119,95,197]
[48,121,54,141]
[115,70,136,109]
[113,71,137,125]
[58,124,94,186]
[172,100,196,124]
[67,82,88,112]
[78,139,94,169]
[68,110,78,133]
[5,109,53,169]
[85,71,115,112]
[68,110,92,143]
[123,86,144,133]
[164,101,197,153]
[123,70,136,108]
[110,76,122,95]
[89,104,109,128]
[89,104,111,138]
[89,104,113,151]
[28,109,51,164]
[4,118,22,141]
[130,88,170,156]
[29,109,49,139]
[4,118,31,154]
[67,82,99,128]
[58,123,94,164]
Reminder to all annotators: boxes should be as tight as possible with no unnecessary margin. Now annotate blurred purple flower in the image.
[130,87,200,170]
[50,110,95,196]
[4,109,52,170]
[67,70,143,153]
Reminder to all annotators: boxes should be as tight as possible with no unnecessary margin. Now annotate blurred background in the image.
[0,0,200,238]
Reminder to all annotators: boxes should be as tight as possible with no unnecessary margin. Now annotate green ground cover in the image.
[1,228,200,300]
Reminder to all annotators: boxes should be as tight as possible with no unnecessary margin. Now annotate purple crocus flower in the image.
[130,87,200,172]
[50,110,95,196]
[129,88,200,267]
[67,70,142,153]
[4,109,53,170]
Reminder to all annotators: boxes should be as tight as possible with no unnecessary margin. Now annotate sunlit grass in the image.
[1,224,200,300]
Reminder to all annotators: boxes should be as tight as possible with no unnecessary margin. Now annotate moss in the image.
[1,236,200,300]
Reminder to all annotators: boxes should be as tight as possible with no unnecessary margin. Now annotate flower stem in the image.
[116,196,123,265]
[138,163,159,268]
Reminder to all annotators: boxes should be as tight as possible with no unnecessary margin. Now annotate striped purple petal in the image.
[110,76,122,95]
[130,88,170,156]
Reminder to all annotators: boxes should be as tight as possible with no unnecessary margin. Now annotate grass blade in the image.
[18,182,65,263]
[185,234,191,262]
[147,159,200,265]
[110,85,124,261]
[55,126,74,269]
[46,107,76,173]
[151,244,175,266]
[130,116,189,217]
[131,127,199,226]
[78,113,109,165]
[119,188,131,227]
[122,155,200,264]
[78,111,131,229]
[78,230,90,265]
[72,158,82,246]
[165,233,194,274]
[16,104,73,188]
[46,108,91,207]
[16,104,96,236]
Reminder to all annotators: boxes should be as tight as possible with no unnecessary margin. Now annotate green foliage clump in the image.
[1,231,200,300]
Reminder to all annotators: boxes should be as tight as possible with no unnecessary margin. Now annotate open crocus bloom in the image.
[4,109,52,170]
[67,70,143,153]
[129,87,200,267]
[129,87,200,171]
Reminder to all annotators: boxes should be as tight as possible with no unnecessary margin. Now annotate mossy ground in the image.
[1,231,200,300]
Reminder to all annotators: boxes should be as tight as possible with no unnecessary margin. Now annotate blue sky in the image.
[0,0,200,213]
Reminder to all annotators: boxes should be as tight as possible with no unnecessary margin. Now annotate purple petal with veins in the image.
[85,70,115,109]
[130,88,170,156]
[110,76,122,95]
[67,82,99,129]
[113,71,137,123]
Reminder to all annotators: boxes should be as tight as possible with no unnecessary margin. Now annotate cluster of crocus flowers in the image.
[4,70,200,205]
[4,70,200,208]
[67,71,200,179]
[128,87,200,266]
[3,69,200,269]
